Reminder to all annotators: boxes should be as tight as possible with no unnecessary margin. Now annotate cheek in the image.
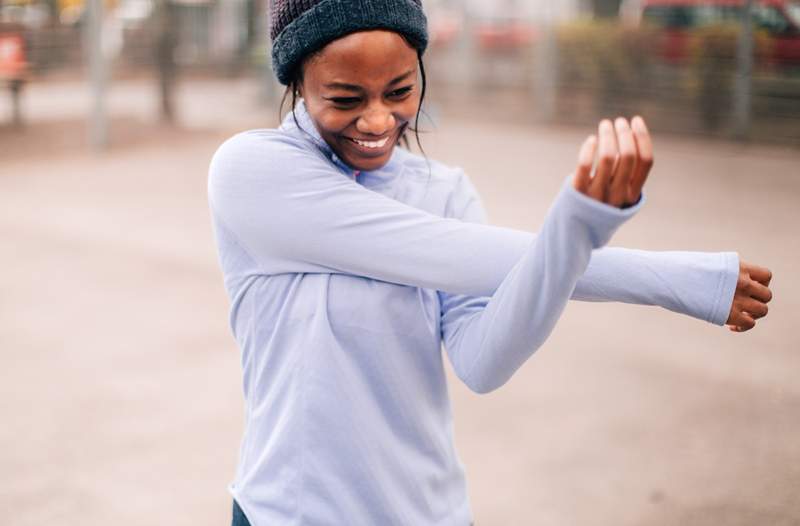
[399,94,422,123]
[309,106,353,136]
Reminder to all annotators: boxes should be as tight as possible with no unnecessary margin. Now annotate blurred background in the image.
[1,0,798,525]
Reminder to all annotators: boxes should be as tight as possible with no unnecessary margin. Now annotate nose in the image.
[356,104,396,136]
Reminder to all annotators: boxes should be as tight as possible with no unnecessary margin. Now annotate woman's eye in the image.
[329,97,361,107]
[388,86,414,99]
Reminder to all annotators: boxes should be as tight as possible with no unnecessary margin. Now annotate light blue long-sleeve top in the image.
[207,102,739,526]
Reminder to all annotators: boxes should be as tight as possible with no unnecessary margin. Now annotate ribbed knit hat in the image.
[269,0,428,85]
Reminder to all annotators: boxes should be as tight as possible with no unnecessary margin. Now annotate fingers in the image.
[738,269,773,304]
[577,116,654,208]
[573,135,597,194]
[741,297,769,319]
[629,116,654,205]
[609,118,636,207]
[744,262,773,287]
[727,265,774,333]
[749,280,773,304]
[588,120,617,202]
[728,312,756,332]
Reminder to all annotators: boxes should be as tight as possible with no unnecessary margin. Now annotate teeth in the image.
[353,137,389,149]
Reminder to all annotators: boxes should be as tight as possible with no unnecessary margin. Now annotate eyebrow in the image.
[323,69,416,91]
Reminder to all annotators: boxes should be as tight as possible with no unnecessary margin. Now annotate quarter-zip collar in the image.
[279,100,402,187]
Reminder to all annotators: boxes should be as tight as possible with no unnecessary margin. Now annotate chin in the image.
[348,152,393,172]
[335,137,398,172]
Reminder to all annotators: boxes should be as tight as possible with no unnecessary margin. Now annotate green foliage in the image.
[687,23,772,68]
[687,23,772,130]
[556,19,658,102]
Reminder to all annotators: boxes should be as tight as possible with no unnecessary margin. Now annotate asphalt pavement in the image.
[1,77,798,525]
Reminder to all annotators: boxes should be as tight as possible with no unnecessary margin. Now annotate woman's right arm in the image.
[208,129,559,297]
[207,123,734,327]
[210,118,654,393]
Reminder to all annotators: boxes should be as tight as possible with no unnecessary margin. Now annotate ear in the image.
[296,81,304,99]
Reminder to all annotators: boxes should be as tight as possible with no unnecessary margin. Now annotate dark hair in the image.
[279,49,429,162]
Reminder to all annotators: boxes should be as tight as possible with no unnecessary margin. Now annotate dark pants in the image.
[232,500,252,526]
[232,499,474,525]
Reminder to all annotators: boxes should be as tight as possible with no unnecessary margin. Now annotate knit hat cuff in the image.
[271,0,428,85]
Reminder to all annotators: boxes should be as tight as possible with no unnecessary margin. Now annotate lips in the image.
[343,129,400,157]
[350,136,390,149]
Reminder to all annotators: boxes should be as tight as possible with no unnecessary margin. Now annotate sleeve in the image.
[209,131,643,393]
[209,131,554,297]
[438,174,739,393]
[209,132,738,327]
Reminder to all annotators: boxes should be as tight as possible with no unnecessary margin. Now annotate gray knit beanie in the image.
[269,0,428,85]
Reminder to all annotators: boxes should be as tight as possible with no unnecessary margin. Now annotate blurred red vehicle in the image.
[0,22,27,81]
[475,22,537,51]
[641,0,800,67]
[0,21,28,125]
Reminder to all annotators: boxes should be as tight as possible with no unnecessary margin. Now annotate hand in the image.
[726,261,773,333]
[573,116,654,208]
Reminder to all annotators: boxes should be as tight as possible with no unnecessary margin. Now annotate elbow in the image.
[458,368,509,395]
[466,380,503,395]
[452,342,544,395]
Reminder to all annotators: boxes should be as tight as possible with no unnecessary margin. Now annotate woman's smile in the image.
[341,127,404,158]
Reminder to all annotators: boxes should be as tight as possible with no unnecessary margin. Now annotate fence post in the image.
[533,9,557,123]
[733,0,754,140]
[262,7,278,106]
[10,80,23,127]
[87,0,108,149]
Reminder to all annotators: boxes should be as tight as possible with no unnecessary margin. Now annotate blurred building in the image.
[0,0,266,73]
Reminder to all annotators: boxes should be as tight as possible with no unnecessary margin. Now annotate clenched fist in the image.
[574,116,654,208]
[727,262,773,333]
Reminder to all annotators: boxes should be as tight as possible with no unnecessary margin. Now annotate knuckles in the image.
[619,151,636,165]
[737,276,750,291]
[598,155,615,168]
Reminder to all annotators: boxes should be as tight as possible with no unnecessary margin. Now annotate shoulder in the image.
[210,128,325,175]
[393,147,487,222]
[392,146,464,186]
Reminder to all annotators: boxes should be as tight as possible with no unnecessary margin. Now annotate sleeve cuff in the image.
[555,175,646,249]
[709,251,740,326]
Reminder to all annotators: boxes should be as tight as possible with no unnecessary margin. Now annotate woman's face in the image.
[299,30,421,172]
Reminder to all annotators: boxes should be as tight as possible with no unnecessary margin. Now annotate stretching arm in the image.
[208,131,737,327]
[439,176,738,392]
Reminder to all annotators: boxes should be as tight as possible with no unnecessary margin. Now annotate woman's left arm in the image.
[439,119,772,392]
[443,167,771,335]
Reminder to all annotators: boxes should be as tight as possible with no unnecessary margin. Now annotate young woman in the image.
[208,1,773,524]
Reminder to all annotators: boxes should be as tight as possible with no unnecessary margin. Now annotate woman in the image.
[208,1,773,524]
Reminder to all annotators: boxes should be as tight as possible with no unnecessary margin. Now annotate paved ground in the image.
[1,78,799,525]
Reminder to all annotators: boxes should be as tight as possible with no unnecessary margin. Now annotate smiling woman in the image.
[298,31,422,171]
[207,1,772,525]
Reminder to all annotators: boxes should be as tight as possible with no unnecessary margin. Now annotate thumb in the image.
[574,135,597,194]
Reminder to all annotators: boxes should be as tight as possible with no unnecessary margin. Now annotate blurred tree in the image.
[734,0,754,140]
[154,0,178,123]
[43,0,60,22]
[592,0,622,18]
[243,0,257,58]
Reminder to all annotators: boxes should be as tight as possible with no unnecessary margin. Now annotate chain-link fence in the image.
[425,4,800,145]
[2,0,800,144]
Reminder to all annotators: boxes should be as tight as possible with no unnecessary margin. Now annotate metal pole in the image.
[533,5,557,122]
[87,0,108,149]
[733,0,754,140]
[262,1,278,104]
[11,80,23,127]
